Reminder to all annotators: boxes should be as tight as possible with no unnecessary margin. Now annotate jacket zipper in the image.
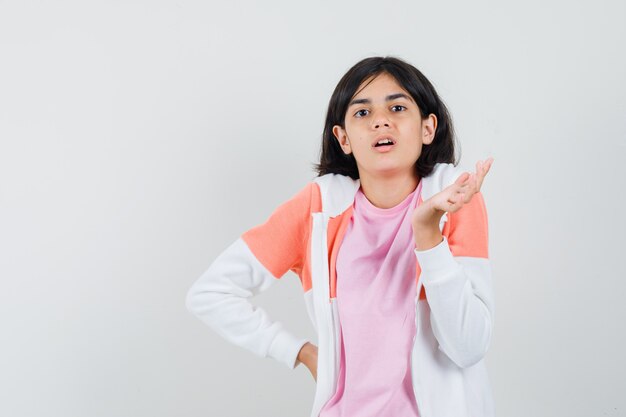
[411,281,424,415]
[322,213,340,399]
[311,212,339,417]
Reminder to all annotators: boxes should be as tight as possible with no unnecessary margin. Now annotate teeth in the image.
[376,138,393,145]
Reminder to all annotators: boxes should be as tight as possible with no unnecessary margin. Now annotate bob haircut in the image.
[315,56,458,180]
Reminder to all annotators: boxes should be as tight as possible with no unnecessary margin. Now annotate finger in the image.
[478,157,494,188]
[476,161,487,180]
[456,181,471,192]
[469,173,479,190]
[472,158,493,191]
[455,171,478,201]
[481,157,494,176]
[475,172,485,190]
[454,172,471,186]
[461,173,478,194]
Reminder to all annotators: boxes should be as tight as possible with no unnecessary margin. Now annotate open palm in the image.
[412,158,494,227]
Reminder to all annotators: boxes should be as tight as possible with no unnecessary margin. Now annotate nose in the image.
[371,112,390,129]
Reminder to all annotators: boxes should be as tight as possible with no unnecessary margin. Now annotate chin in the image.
[370,165,414,178]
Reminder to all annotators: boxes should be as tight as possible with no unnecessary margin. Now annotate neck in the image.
[358,170,420,209]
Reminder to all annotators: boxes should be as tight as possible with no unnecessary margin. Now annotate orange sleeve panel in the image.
[327,206,354,299]
[241,182,321,291]
[442,191,489,258]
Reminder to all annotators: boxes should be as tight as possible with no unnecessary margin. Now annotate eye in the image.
[354,109,369,118]
[391,105,407,112]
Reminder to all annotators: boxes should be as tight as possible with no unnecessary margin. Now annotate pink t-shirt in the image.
[319,181,423,417]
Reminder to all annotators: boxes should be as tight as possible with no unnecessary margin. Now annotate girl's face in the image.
[332,72,437,180]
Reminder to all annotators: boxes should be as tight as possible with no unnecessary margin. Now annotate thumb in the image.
[454,172,470,185]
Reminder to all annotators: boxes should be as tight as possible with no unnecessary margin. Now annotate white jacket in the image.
[186,163,496,417]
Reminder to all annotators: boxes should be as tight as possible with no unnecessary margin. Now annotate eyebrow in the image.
[349,93,413,107]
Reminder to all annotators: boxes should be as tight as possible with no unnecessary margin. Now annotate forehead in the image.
[351,73,413,103]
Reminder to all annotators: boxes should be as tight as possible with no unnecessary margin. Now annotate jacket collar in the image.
[313,163,460,219]
[313,173,360,218]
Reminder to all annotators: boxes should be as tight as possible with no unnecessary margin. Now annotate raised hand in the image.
[411,158,493,250]
[442,157,494,212]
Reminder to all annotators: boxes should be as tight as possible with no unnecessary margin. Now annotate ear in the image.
[333,125,352,154]
[421,114,438,145]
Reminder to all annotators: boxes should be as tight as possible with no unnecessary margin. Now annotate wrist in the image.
[413,200,445,229]
[413,225,443,251]
[297,342,316,363]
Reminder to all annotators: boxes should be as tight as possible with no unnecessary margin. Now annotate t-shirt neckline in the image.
[356,180,422,216]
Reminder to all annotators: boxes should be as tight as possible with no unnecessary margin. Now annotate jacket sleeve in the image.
[413,191,495,369]
[185,183,315,370]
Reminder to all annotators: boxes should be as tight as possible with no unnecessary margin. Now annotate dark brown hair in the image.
[314,56,458,179]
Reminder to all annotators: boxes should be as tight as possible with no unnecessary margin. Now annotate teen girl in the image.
[187,56,495,417]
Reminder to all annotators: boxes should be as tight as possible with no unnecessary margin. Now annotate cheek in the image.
[407,142,423,158]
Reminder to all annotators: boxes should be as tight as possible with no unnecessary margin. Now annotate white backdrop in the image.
[1,1,625,416]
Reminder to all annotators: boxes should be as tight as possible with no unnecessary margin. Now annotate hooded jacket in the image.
[186,162,495,417]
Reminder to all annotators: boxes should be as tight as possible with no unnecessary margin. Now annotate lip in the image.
[371,135,397,152]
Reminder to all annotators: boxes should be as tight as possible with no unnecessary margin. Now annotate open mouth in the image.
[373,137,396,148]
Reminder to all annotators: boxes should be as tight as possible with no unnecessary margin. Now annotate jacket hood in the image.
[313,163,462,223]
[313,173,360,218]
